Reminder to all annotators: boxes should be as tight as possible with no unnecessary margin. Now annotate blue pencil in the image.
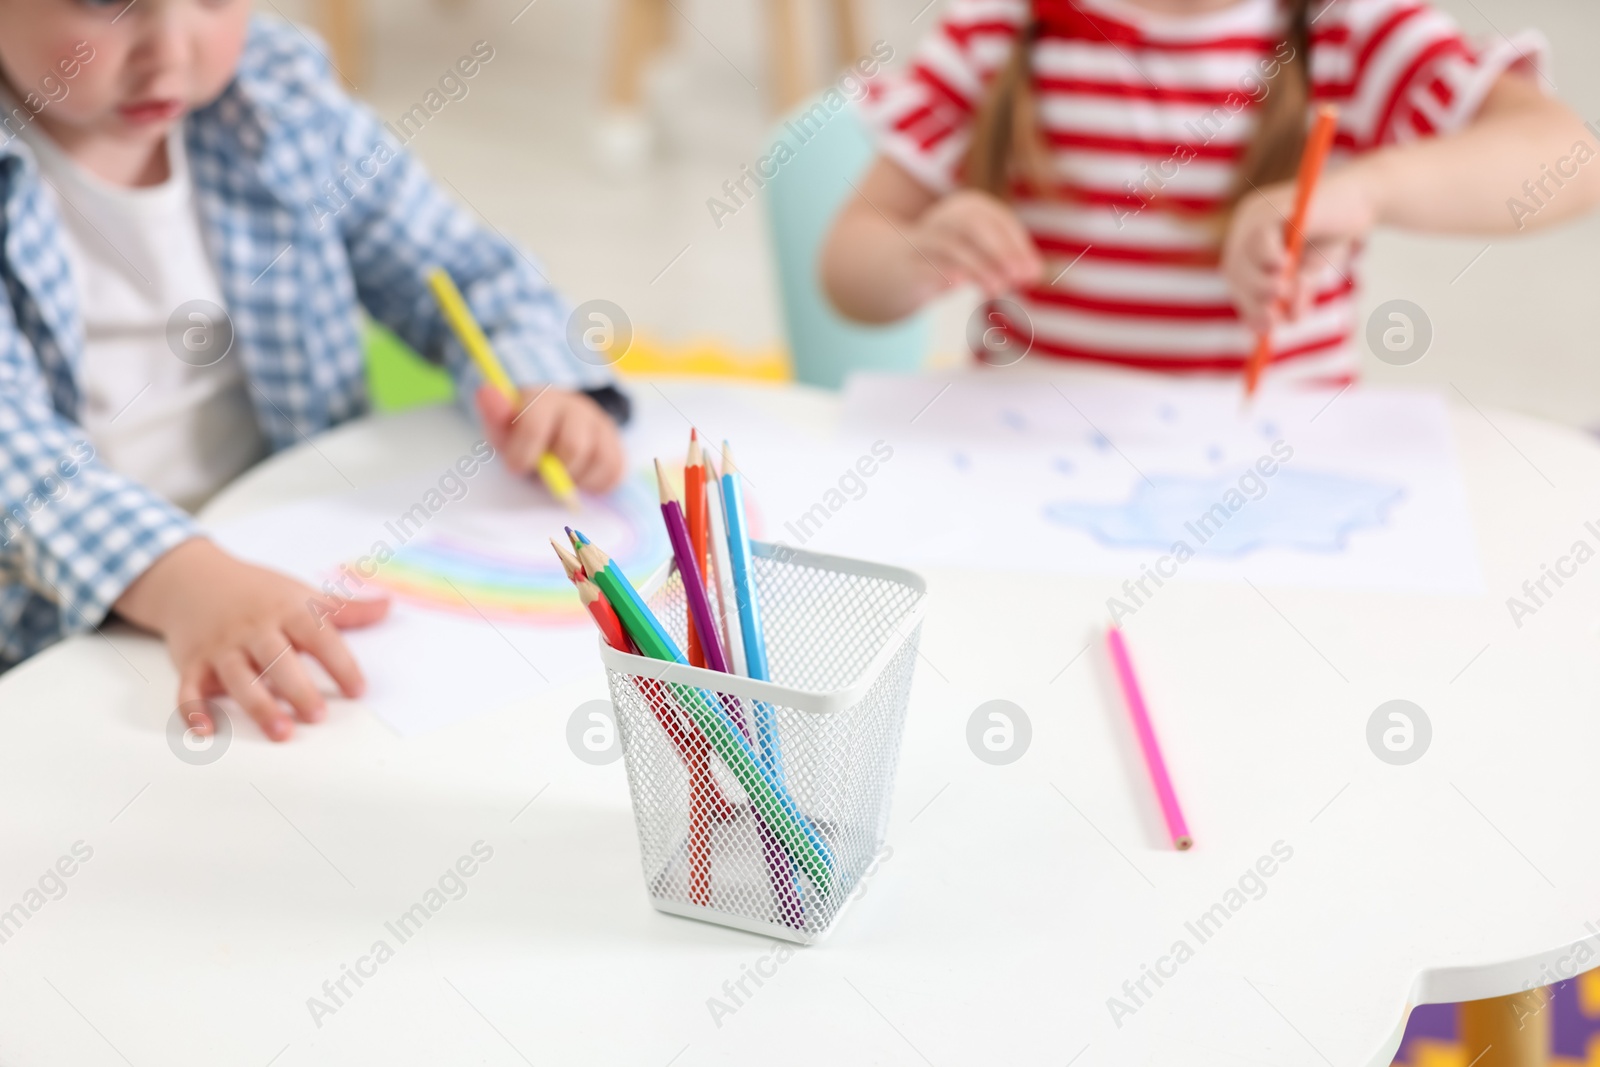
[720,443,780,774]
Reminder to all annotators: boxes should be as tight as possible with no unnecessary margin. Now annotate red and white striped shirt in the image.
[860,0,1546,383]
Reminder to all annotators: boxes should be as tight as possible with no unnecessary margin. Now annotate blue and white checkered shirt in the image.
[0,17,610,671]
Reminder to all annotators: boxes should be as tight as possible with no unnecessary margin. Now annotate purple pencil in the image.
[654,458,729,674]
[653,458,804,927]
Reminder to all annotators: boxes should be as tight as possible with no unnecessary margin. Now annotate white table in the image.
[2,378,1596,1067]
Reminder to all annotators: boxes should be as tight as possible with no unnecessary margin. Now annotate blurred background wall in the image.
[270,0,1600,424]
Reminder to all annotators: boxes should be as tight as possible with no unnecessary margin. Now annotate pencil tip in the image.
[721,440,735,474]
[653,457,671,503]
[550,538,581,577]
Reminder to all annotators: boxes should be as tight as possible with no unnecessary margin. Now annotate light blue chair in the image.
[765,99,930,390]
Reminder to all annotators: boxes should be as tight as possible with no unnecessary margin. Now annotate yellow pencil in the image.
[426,266,580,510]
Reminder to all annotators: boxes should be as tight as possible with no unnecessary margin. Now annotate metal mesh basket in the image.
[600,542,926,943]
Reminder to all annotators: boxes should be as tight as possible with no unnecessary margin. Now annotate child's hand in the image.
[113,539,390,741]
[475,385,625,494]
[905,190,1045,300]
[1222,169,1379,333]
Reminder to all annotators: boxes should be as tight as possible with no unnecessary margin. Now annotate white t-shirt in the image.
[20,116,267,513]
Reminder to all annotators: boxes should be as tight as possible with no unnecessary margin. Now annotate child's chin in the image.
[102,111,182,141]
[115,99,187,128]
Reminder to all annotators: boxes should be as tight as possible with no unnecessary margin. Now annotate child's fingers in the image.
[1290,272,1317,321]
[943,213,1030,295]
[1288,243,1346,320]
[931,236,1007,297]
[248,633,326,724]
[574,437,621,493]
[586,425,627,493]
[216,650,294,741]
[289,611,368,699]
[552,406,601,488]
[505,391,563,473]
[323,594,390,631]
[980,202,1045,284]
[1251,232,1287,275]
[1235,281,1273,331]
[474,384,513,453]
[919,251,967,293]
[954,215,1030,290]
[177,668,215,735]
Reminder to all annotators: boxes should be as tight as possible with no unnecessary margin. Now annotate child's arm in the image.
[317,78,625,491]
[1225,73,1600,331]
[0,321,380,740]
[821,157,1044,324]
[1351,74,1598,234]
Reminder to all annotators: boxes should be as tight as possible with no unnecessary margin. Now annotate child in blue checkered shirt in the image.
[0,1,626,740]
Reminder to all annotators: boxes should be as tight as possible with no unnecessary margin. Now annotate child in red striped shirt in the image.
[823,0,1598,384]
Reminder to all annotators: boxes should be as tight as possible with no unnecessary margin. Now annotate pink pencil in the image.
[1106,627,1192,851]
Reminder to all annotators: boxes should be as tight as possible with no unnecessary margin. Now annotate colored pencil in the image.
[656,449,719,911]
[711,449,804,921]
[575,540,829,903]
[1106,626,1192,851]
[684,433,710,670]
[551,539,633,653]
[571,527,675,654]
[1242,105,1340,400]
[721,443,778,770]
[655,459,729,673]
[427,266,580,509]
[703,465,748,676]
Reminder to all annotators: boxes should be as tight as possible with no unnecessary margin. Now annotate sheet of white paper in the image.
[827,373,1483,595]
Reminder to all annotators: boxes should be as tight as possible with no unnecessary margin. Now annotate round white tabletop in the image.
[1,378,1596,1067]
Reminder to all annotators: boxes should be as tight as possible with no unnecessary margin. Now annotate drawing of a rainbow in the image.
[352,474,669,626]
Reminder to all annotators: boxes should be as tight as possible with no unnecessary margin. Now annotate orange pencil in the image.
[1243,104,1339,399]
[668,439,718,909]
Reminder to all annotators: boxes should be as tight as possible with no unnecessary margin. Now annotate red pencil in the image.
[551,536,735,867]
[684,432,708,670]
[1244,104,1340,399]
[551,539,632,652]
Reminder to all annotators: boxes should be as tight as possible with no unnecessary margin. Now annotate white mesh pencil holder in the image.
[599,541,926,944]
